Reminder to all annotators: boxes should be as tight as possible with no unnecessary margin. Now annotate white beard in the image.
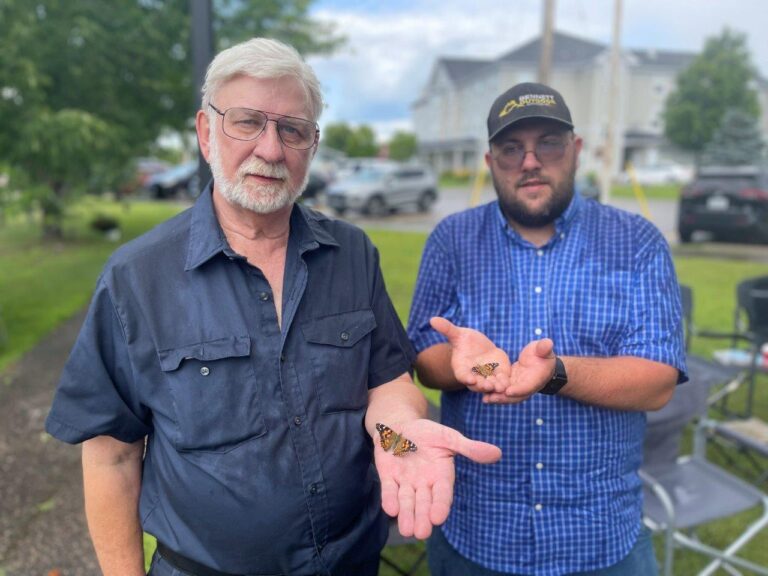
[208,126,308,214]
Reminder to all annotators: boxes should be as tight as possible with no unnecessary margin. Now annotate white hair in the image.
[201,37,323,122]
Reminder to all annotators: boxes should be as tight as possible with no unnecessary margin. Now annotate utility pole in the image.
[191,0,214,193]
[538,0,556,84]
[599,0,622,204]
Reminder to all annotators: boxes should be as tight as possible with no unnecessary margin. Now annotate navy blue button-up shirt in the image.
[46,185,415,575]
[408,194,687,575]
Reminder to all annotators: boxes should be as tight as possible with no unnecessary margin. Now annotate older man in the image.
[408,82,687,575]
[46,38,500,576]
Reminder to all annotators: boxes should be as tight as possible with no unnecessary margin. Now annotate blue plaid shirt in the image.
[408,194,687,575]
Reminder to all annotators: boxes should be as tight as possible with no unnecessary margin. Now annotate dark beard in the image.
[494,167,576,228]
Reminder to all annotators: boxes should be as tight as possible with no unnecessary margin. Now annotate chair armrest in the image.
[639,468,676,527]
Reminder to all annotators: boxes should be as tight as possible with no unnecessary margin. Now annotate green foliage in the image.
[215,0,343,54]
[322,122,379,157]
[388,131,418,161]
[0,0,342,237]
[702,108,766,165]
[664,28,761,155]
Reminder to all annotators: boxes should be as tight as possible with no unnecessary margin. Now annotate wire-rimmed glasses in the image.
[209,103,319,150]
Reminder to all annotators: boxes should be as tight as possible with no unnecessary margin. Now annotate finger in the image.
[429,317,459,343]
[429,478,453,527]
[534,338,555,359]
[397,482,416,538]
[444,430,502,464]
[380,475,400,518]
[413,483,434,540]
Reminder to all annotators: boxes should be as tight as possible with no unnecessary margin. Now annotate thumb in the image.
[447,430,502,464]
[430,316,460,343]
[534,338,555,359]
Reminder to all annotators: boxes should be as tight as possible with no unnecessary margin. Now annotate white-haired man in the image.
[46,38,501,576]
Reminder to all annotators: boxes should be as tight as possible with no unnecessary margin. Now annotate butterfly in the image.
[471,362,499,378]
[375,423,417,456]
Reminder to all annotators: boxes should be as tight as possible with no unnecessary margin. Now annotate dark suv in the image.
[677,165,768,244]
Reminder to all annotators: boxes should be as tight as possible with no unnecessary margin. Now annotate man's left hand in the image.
[373,418,501,539]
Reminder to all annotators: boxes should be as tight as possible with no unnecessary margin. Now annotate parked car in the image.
[146,161,199,199]
[677,165,768,244]
[325,162,438,217]
[621,162,694,185]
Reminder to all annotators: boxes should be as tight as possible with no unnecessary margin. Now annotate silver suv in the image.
[325,162,438,217]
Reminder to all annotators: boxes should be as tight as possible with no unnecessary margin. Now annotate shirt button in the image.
[536,418,544,426]
[259,292,270,301]
[534,503,543,511]
[536,462,544,470]
[294,416,302,426]
[560,232,566,239]
[280,354,286,363]
[537,249,544,257]
[200,366,210,376]
[309,483,318,495]
[534,328,542,336]
[340,331,350,342]
[534,286,542,294]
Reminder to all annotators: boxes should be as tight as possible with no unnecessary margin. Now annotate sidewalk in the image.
[0,308,100,576]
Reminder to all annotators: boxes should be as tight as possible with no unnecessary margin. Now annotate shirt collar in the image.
[185,181,340,271]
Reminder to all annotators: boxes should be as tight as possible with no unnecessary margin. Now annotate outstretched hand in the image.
[430,316,557,404]
[373,418,501,539]
[485,337,556,403]
[429,317,511,396]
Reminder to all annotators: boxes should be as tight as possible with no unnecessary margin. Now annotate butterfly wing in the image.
[376,423,397,451]
[392,435,418,456]
[472,362,499,378]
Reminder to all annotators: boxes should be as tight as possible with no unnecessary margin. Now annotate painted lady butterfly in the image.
[471,362,499,378]
[375,423,417,456]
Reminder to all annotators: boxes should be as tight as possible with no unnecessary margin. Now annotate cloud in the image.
[308,0,768,139]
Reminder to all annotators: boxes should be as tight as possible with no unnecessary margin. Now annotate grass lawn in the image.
[2,198,767,574]
[0,198,186,373]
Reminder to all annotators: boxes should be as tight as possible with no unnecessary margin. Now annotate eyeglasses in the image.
[491,136,570,171]
[208,104,319,150]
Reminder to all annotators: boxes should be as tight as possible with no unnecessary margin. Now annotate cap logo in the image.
[499,94,557,118]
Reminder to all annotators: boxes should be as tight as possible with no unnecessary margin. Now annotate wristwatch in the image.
[539,356,568,395]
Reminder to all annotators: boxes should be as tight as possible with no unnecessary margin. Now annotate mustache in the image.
[516,172,550,187]
[237,158,289,180]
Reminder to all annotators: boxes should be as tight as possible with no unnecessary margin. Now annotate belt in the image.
[157,542,246,576]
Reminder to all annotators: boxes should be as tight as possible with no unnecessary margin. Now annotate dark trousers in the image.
[147,548,380,576]
[427,524,659,576]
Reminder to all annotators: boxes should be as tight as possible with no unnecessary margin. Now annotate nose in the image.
[252,120,285,163]
[520,148,543,171]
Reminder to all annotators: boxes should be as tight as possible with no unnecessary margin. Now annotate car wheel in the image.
[678,228,692,243]
[417,189,436,212]
[364,196,388,217]
[333,208,347,217]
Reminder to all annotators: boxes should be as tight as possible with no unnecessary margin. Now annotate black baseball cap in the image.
[487,82,573,141]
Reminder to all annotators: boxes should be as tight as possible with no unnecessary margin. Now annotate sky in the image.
[306,0,768,142]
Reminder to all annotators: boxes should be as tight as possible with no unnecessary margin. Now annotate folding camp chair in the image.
[725,275,768,419]
[378,401,440,575]
[679,283,768,485]
[642,287,768,575]
[642,376,768,576]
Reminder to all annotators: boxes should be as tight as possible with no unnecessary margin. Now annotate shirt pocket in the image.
[157,335,266,453]
[300,309,377,413]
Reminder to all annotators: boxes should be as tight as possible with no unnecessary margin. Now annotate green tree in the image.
[664,28,761,160]
[0,0,342,238]
[347,125,378,158]
[322,122,378,157]
[388,131,418,161]
[702,108,766,166]
[323,122,355,153]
